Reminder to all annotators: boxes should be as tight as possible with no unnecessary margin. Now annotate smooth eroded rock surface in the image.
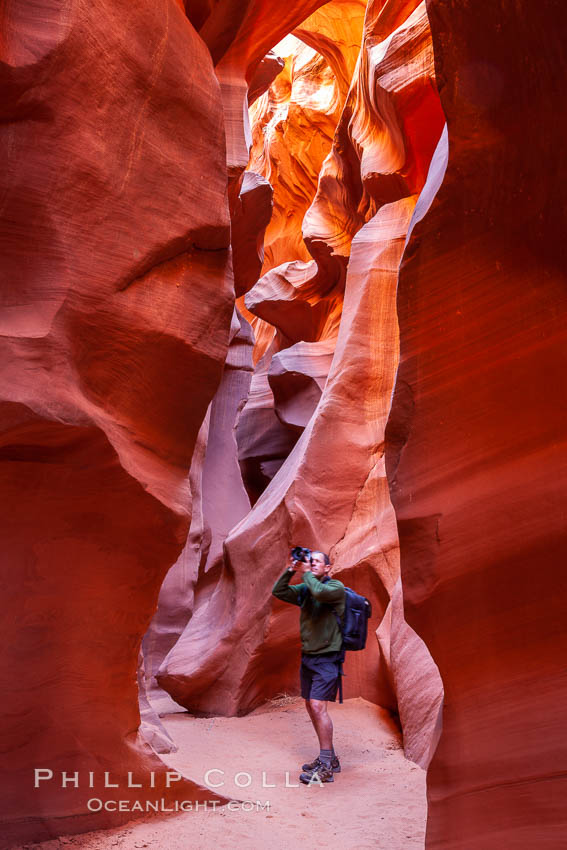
[386,0,567,846]
[0,0,234,842]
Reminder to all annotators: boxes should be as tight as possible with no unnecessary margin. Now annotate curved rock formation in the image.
[269,337,336,432]
[245,260,342,344]
[233,0,446,522]
[192,0,331,172]
[0,0,240,842]
[233,4,368,500]
[247,32,351,273]
[143,307,255,716]
[231,171,273,298]
[159,197,413,714]
[230,22,353,500]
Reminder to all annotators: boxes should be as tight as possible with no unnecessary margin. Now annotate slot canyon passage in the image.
[1,0,566,848]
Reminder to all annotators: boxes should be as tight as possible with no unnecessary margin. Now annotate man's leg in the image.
[299,656,341,780]
[307,698,333,750]
[304,698,315,727]
[300,698,338,781]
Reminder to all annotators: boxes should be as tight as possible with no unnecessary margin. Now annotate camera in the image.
[290,546,311,563]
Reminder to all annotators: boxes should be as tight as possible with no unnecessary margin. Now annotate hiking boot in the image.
[301,754,341,773]
[299,763,335,784]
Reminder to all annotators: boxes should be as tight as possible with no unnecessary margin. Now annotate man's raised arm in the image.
[272,562,305,606]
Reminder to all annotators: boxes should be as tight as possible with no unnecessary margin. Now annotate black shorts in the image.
[300,650,342,701]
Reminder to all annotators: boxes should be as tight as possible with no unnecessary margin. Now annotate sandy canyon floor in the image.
[16,697,426,850]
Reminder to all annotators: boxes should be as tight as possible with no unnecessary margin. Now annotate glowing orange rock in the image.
[232,171,273,298]
[248,35,350,272]
[235,3,367,499]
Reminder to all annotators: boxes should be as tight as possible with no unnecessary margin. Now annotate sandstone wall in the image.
[385,1,567,846]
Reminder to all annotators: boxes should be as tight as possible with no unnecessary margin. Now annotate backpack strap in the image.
[336,647,346,704]
[324,577,345,704]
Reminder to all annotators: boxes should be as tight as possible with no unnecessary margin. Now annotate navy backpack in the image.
[340,586,373,651]
[334,586,372,702]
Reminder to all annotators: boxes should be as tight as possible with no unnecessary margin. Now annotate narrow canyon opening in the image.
[136,0,446,843]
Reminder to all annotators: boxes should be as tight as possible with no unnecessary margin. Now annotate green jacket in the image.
[272,568,345,654]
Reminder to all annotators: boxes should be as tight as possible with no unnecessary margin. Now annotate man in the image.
[272,549,346,784]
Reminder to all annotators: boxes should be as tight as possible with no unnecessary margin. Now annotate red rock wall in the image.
[0,0,242,842]
[386,0,567,846]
